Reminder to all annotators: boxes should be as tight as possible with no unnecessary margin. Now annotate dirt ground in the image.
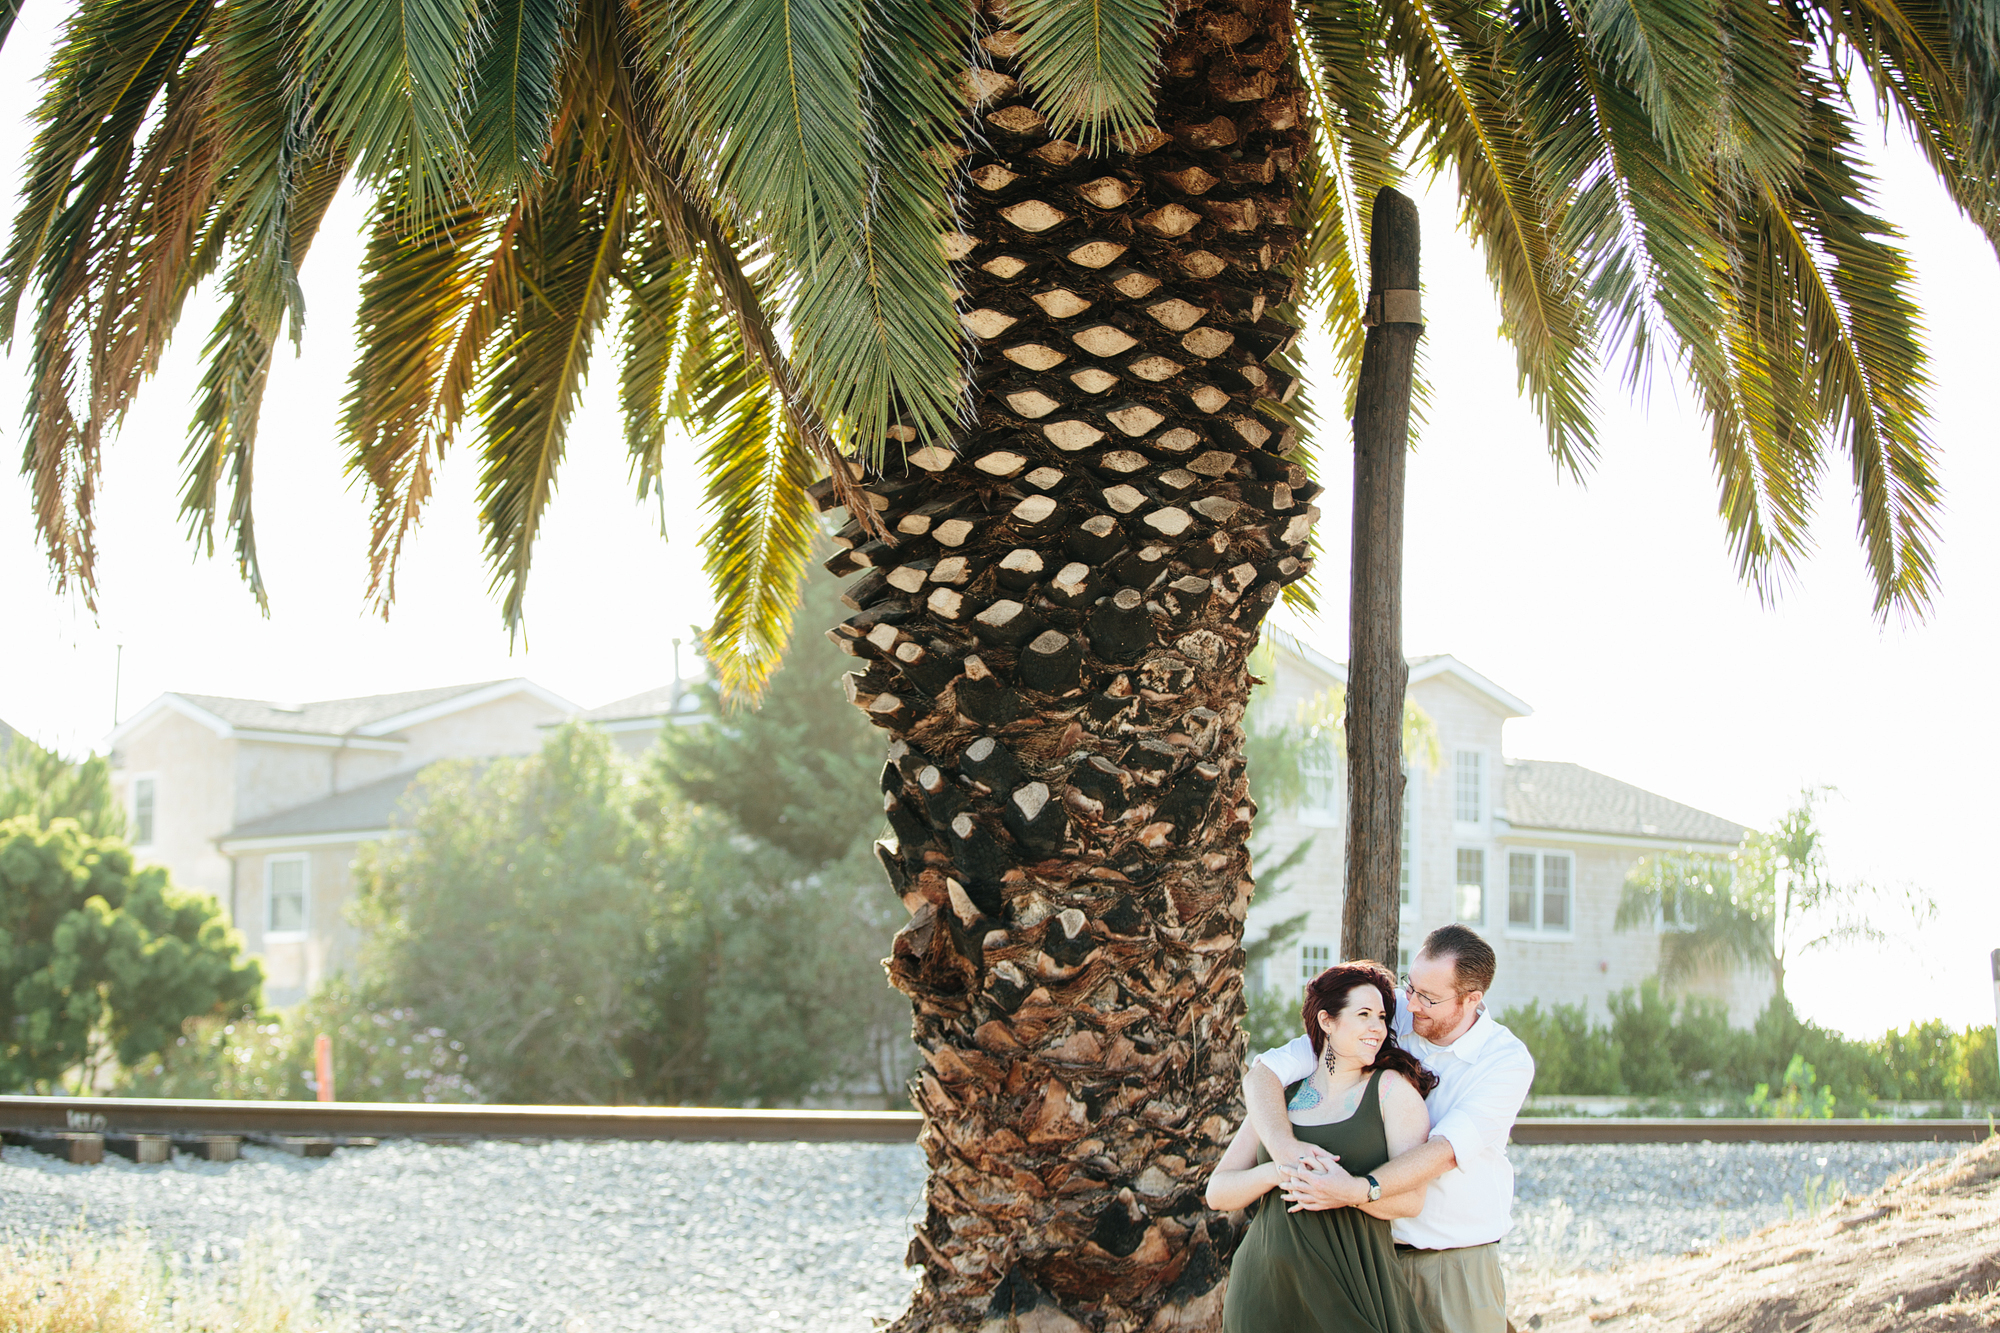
[1507,1137,2000,1332]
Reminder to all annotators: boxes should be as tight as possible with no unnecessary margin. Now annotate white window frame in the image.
[130,773,158,847]
[1298,940,1334,995]
[264,854,310,942]
[1454,846,1487,925]
[1399,767,1418,908]
[1452,749,1488,829]
[1298,735,1341,827]
[1502,846,1575,937]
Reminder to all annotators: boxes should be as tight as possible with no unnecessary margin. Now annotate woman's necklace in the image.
[1287,1079,1322,1111]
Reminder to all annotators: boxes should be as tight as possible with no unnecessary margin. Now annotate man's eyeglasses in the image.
[1400,975,1459,1009]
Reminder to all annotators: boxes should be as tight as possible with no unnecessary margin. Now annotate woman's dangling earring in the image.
[1323,1044,1336,1075]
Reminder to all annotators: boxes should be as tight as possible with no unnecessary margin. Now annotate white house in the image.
[1249,629,1768,1024]
[106,680,577,1005]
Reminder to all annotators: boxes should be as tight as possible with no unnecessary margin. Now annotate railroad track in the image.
[0,1094,1988,1165]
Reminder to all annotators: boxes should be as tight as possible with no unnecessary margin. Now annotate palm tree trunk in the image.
[820,1,1313,1326]
[1340,189,1420,968]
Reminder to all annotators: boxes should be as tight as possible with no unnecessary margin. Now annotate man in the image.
[1241,924,1534,1333]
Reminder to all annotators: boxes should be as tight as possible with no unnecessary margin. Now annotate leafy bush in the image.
[1,817,261,1092]
[117,980,479,1102]
[1502,999,1624,1096]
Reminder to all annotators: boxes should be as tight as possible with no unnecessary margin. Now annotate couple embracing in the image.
[1205,925,1537,1333]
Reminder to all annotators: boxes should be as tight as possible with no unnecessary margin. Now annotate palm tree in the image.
[1617,789,1934,1003]
[2,0,1990,1326]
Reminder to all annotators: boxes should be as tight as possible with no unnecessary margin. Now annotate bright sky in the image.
[1,6,1994,1037]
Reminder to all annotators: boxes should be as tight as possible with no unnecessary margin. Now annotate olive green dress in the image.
[1221,1069,1424,1333]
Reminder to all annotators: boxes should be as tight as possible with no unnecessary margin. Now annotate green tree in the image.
[352,725,650,1103]
[6,0,1987,1323]
[1617,788,1934,1002]
[0,817,262,1092]
[0,734,125,839]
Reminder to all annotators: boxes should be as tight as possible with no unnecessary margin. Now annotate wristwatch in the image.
[1364,1174,1382,1202]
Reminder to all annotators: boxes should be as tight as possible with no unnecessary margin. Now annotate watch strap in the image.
[1364,1173,1381,1201]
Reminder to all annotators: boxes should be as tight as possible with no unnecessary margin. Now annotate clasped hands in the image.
[1273,1142,1368,1212]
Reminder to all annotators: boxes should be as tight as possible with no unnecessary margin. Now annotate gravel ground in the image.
[0,1137,1965,1331]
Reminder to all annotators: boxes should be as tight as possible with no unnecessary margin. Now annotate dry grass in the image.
[0,1225,350,1333]
[1509,1137,2000,1333]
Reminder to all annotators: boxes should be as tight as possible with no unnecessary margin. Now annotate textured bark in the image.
[821,3,1315,1328]
[1340,189,1419,969]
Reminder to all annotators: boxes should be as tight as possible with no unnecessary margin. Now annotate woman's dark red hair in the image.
[1301,961,1439,1097]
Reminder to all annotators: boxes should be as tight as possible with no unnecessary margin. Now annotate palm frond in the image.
[616,212,696,503]
[1387,0,1598,469]
[467,0,576,190]
[472,135,631,630]
[1008,0,1171,152]
[344,182,504,610]
[1753,84,1940,617]
[695,377,819,698]
[0,1,22,52]
[294,0,481,210]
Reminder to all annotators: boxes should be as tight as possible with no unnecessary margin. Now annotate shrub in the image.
[1500,999,1623,1096]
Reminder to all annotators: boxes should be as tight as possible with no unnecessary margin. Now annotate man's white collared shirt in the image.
[1255,1007,1535,1249]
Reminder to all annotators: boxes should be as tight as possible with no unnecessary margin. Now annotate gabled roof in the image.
[219,770,424,845]
[1504,760,1745,847]
[113,679,578,747]
[574,684,686,724]
[1265,629,1534,719]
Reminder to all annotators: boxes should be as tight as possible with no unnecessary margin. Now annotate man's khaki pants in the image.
[1396,1242,1507,1333]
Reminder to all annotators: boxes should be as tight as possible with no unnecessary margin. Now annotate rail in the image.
[1,1095,1991,1149]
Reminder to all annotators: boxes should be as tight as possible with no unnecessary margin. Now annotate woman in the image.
[1206,961,1438,1333]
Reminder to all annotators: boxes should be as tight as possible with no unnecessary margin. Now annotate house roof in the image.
[1504,759,1745,847]
[1265,629,1534,719]
[219,769,425,844]
[113,678,578,747]
[574,684,684,724]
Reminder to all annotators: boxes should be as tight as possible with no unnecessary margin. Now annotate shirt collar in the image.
[1414,1006,1495,1062]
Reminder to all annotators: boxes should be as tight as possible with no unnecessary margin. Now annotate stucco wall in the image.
[110,709,237,914]
[233,840,373,1006]
[401,693,568,768]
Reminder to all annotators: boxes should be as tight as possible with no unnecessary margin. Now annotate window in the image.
[1399,784,1414,906]
[1505,849,1575,933]
[1397,944,1412,971]
[1508,852,1536,926]
[265,856,309,938]
[1299,941,1332,993]
[1454,751,1484,823]
[1300,737,1339,820]
[132,777,156,846]
[1542,854,1571,930]
[1455,848,1486,924]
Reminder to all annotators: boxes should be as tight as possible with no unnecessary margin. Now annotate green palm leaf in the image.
[472,133,632,630]
[616,212,696,503]
[1387,0,1598,470]
[295,0,482,211]
[467,0,576,190]
[1008,0,1172,151]
[344,183,505,609]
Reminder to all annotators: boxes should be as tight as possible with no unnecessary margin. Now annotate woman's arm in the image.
[1358,1072,1432,1220]
[1204,1118,1283,1212]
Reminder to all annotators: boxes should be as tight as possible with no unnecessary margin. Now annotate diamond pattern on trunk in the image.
[1077,176,1137,208]
[933,518,973,546]
[940,231,976,260]
[1111,270,1162,298]
[1127,356,1184,381]
[1188,385,1230,413]
[1012,494,1058,522]
[1145,299,1207,331]
[1181,326,1234,357]
[981,255,1029,278]
[1179,250,1227,278]
[909,445,955,472]
[1070,368,1119,394]
[1159,166,1220,194]
[1032,288,1092,318]
[1107,403,1166,436]
[961,309,1017,339]
[1099,450,1149,473]
[1142,506,1194,536]
[1067,240,1128,269]
[1153,427,1201,452]
[1138,203,1200,236]
[1072,325,1138,356]
[1000,200,1068,232]
[1188,450,1237,477]
[1230,415,1273,446]
[969,163,1018,191]
[1005,344,1067,370]
[1044,420,1105,450]
[975,451,1029,476]
[986,105,1046,134]
[1005,390,1061,419]
[1031,139,1081,165]
[1101,484,1147,512]
[1025,466,1065,488]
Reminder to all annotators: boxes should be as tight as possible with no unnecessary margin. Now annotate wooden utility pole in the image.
[1342,187,1422,967]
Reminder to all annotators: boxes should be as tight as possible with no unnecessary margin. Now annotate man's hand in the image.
[1276,1155,1369,1211]
[1269,1135,1340,1173]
